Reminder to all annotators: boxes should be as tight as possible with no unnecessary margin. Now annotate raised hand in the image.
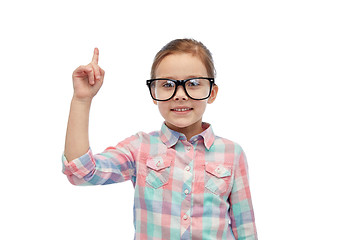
[72,48,105,101]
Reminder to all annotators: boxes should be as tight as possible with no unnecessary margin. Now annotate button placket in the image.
[180,210,191,236]
[180,141,193,235]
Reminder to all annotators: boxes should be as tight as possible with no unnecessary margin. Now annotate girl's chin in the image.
[166,121,190,129]
[165,119,201,130]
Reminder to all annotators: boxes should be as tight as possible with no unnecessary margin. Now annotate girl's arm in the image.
[62,48,137,186]
[64,97,91,161]
[62,134,140,186]
[64,48,104,161]
[229,150,258,240]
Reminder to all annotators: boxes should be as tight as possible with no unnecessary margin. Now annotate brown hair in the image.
[151,38,216,79]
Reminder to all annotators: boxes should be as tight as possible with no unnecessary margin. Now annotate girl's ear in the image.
[207,84,218,104]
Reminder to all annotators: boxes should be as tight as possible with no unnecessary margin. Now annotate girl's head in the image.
[151,38,216,79]
[149,39,218,139]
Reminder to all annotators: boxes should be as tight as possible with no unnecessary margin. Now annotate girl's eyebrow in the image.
[159,75,205,80]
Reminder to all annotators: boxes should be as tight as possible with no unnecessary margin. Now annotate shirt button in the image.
[156,161,161,167]
[183,214,188,220]
[185,166,191,171]
[184,189,189,195]
[186,146,191,151]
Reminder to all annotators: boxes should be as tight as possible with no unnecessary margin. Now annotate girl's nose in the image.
[173,86,188,101]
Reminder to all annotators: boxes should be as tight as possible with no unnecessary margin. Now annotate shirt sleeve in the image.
[229,149,258,240]
[62,133,141,186]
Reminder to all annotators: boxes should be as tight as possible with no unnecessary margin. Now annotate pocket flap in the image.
[205,162,231,178]
[147,156,171,171]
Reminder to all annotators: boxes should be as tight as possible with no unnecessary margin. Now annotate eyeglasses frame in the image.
[146,77,215,101]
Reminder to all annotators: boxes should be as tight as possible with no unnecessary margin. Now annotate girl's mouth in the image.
[171,107,193,112]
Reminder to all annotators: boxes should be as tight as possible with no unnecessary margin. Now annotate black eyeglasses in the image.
[146,77,215,101]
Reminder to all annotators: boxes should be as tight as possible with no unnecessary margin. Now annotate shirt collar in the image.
[160,122,215,150]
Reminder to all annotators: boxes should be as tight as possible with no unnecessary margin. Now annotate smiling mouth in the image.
[171,107,193,112]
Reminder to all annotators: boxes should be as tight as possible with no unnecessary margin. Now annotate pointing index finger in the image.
[92,47,99,64]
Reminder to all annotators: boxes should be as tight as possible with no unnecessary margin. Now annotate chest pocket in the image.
[146,155,172,189]
[205,162,232,195]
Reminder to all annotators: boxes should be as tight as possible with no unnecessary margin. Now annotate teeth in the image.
[173,108,191,112]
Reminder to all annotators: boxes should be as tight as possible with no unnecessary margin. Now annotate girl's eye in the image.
[162,81,175,88]
[187,79,200,87]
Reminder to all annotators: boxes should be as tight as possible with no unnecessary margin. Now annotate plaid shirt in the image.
[62,123,257,240]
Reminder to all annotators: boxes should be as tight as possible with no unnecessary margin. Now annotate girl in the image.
[62,39,257,239]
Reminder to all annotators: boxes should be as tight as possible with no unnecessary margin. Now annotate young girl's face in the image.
[154,53,218,136]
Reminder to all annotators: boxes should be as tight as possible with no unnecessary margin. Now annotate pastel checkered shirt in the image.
[62,123,257,240]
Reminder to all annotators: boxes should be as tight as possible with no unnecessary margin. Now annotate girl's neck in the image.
[165,120,204,141]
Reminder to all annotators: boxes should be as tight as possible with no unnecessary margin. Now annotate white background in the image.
[1,0,359,239]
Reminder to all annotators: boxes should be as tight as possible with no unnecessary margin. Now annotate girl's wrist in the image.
[71,96,93,105]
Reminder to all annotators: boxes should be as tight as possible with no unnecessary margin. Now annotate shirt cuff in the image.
[62,148,95,179]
